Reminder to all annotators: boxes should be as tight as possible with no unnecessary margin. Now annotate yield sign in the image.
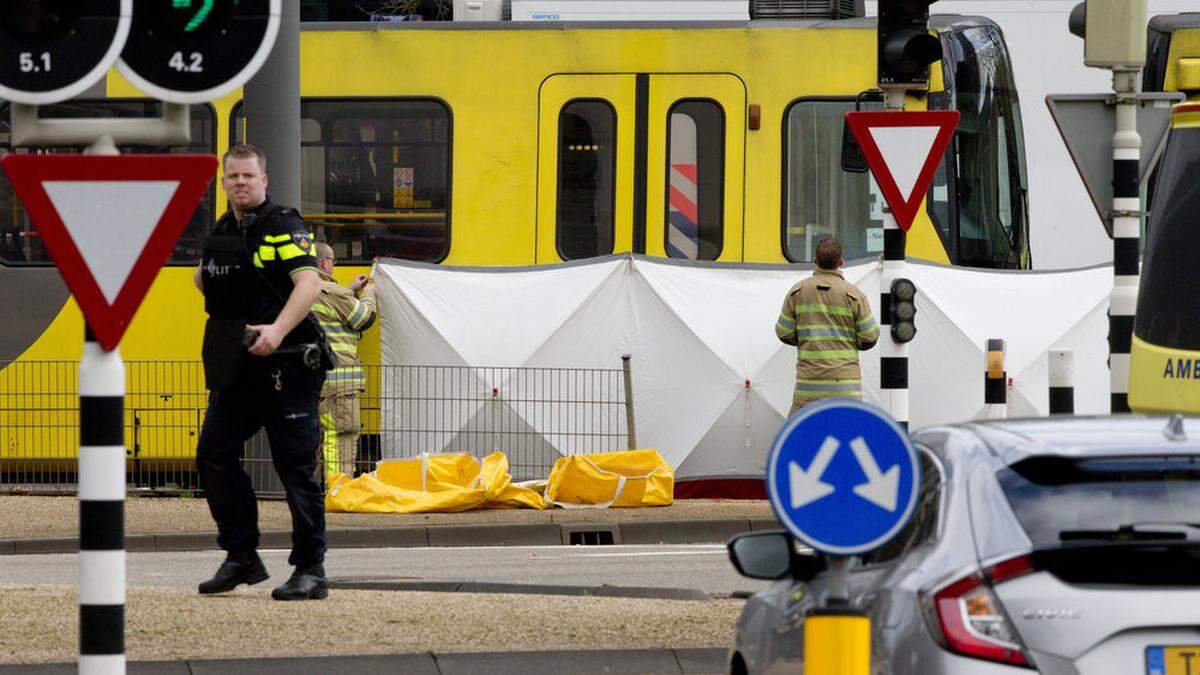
[0,154,218,351]
[844,111,959,232]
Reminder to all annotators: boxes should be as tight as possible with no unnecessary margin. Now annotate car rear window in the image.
[997,455,1200,547]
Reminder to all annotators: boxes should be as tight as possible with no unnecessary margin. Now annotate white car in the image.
[727,416,1200,674]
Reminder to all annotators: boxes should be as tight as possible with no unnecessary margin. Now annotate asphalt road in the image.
[1,544,770,598]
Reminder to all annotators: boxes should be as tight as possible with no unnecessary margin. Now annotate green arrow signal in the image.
[172,0,218,33]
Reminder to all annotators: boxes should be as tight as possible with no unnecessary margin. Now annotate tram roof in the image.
[299,15,998,33]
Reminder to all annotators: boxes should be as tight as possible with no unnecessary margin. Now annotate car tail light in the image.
[925,554,1034,668]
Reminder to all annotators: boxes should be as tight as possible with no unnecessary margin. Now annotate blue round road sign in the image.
[766,399,920,556]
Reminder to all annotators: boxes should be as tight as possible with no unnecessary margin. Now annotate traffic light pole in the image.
[10,110,186,675]
[880,89,909,430]
[1065,0,1146,412]
[79,134,126,675]
[245,0,301,208]
[879,208,909,431]
[1110,69,1140,413]
[1,4,278,673]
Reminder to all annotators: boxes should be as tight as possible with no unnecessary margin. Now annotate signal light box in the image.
[0,0,131,105]
[118,0,280,104]
[877,0,942,88]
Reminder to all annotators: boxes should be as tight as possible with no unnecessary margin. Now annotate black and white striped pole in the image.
[880,211,909,430]
[1065,0,1147,413]
[78,135,126,675]
[984,339,1007,419]
[3,125,215,675]
[79,327,125,674]
[1110,69,1140,414]
[1049,349,1075,414]
[852,0,952,429]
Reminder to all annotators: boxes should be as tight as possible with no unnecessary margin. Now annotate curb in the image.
[330,578,713,601]
[0,647,728,674]
[1,518,779,555]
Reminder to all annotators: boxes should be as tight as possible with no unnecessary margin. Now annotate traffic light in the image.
[877,0,942,88]
[0,1,131,105]
[118,0,280,104]
[1067,0,1146,70]
[889,278,917,343]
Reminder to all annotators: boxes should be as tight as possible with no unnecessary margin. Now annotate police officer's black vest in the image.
[200,200,320,349]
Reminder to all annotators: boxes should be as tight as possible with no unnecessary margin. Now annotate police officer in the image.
[312,242,377,477]
[192,144,329,601]
[776,236,879,415]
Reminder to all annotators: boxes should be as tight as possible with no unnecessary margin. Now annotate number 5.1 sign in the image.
[0,1,278,108]
[119,0,280,104]
[0,1,131,105]
[19,52,53,75]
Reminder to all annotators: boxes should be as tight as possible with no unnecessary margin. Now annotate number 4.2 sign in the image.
[168,51,203,73]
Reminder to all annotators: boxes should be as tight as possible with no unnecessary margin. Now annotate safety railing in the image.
[0,359,633,496]
[375,364,631,481]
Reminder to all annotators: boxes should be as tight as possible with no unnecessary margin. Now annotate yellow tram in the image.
[0,15,1029,477]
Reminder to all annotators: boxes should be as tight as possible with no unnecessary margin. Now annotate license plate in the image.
[1146,646,1200,675]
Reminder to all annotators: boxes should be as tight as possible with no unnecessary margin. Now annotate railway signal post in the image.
[865,0,943,427]
[1068,0,1149,413]
[844,111,956,429]
[0,2,279,672]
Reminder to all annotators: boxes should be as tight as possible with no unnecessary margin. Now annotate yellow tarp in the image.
[545,449,674,508]
[325,449,674,513]
[325,451,546,513]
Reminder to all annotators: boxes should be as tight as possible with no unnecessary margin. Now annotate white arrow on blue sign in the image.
[767,399,920,556]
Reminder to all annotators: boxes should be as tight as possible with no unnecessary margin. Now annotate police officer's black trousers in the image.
[196,362,326,568]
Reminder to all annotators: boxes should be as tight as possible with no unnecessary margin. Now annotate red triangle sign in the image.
[844,111,959,232]
[0,154,218,351]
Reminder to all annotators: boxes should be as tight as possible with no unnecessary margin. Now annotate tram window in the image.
[0,101,217,266]
[783,99,883,263]
[557,100,616,260]
[665,100,724,260]
[233,98,451,264]
[929,25,1029,269]
[926,135,954,249]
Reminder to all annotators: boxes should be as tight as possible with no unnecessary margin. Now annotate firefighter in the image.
[193,144,329,601]
[776,236,879,415]
[312,242,377,478]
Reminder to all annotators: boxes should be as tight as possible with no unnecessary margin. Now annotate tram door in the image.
[536,73,746,263]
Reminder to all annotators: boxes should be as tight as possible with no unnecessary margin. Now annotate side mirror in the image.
[727,530,825,582]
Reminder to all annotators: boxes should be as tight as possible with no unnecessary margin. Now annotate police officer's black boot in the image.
[271,563,328,601]
[198,551,269,595]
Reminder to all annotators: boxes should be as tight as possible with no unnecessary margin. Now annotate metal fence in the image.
[0,360,632,496]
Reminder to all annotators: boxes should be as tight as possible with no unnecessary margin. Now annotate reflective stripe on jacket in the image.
[313,272,377,394]
[776,268,879,399]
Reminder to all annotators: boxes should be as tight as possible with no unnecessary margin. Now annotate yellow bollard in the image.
[803,608,870,675]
